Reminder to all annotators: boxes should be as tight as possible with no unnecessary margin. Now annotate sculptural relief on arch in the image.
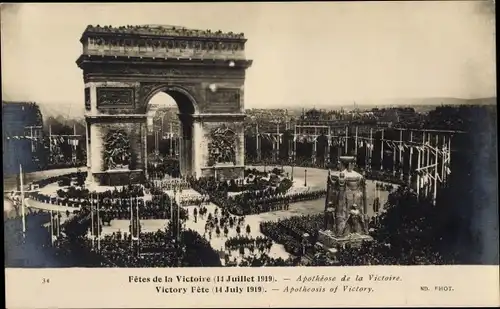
[77,24,252,186]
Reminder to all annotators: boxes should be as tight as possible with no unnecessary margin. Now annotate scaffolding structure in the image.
[48,124,83,164]
[250,123,463,204]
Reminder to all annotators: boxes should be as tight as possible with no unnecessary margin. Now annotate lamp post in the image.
[304,169,307,187]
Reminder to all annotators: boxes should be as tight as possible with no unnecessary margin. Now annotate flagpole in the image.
[170,191,173,231]
[91,192,95,249]
[129,196,133,245]
[170,123,173,157]
[433,135,439,203]
[293,124,296,163]
[73,124,77,162]
[409,131,413,177]
[380,130,384,171]
[30,126,34,152]
[393,139,397,176]
[276,121,280,164]
[312,127,317,165]
[19,164,26,238]
[326,127,331,167]
[256,123,260,162]
[441,136,447,184]
[399,130,403,173]
[344,126,348,155]
[417,147,421,197]
[369,128,373,170]
[56,212,60,237]
[177,189,180,243]
[426,133,431,197]
[50,210,54,246]
[97,193,100,251]
[49,125,52,161]
[136,196,140,246]
[354,126,358,157]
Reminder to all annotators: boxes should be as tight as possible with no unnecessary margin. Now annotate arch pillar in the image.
[86,114,147,186]
[176,114,204,179]
[194,113,246,180]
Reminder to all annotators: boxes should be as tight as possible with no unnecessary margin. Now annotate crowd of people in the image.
[147,159,180,179]
[190,172,325,215]
[53,226,222,267]
[28,184,145,207]
[375,182,396,192]
[150,179,190,191]
[217,189,326,216]
[200,207,247,241]
[224,235,273,252]
[259,214,325,257]
[225,252,300,267]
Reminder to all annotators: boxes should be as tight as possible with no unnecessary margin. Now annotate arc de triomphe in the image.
[77,25,252,186]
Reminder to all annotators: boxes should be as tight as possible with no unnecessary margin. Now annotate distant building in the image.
[2,101,46,174]
[148,107,181,136]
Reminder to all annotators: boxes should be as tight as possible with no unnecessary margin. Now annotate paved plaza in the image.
[8,164,394,263]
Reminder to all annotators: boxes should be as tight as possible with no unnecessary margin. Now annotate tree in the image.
[239,245,245,256]
[215,226,221,238]
[338,182,482,266]
[236,225,241,236]
[224,226,229,237]
[246,224,251,235]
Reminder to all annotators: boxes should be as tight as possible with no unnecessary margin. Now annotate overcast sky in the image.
[1,2,496,117]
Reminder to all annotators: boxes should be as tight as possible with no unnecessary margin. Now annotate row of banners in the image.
[255,133,450,154]
[5,135,81,146]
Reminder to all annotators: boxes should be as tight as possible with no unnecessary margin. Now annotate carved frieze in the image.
[86,35,244,52]
[84,87,91,110]
[207,125,237,166]
[84,65,245,79]
[96,87,135,108]
[103,129,131,170]
[205,88,240,113]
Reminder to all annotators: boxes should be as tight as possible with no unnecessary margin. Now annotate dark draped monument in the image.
[77,25,252,186]
[317,156,373,252]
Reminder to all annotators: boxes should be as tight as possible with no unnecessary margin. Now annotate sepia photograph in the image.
[2,1,498,307]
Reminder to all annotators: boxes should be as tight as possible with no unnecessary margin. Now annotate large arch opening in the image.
[145,88,197,180]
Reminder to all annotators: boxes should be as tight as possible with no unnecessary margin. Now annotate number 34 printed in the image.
[42,278,50,284]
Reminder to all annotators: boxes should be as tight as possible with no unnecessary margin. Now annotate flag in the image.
[130,198,141,238]
[92,209,101,237]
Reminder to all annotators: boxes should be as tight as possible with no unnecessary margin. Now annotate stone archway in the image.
[77,25,252,186]
[143,85,199,178]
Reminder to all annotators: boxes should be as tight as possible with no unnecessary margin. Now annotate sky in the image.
[1,2,496,117]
